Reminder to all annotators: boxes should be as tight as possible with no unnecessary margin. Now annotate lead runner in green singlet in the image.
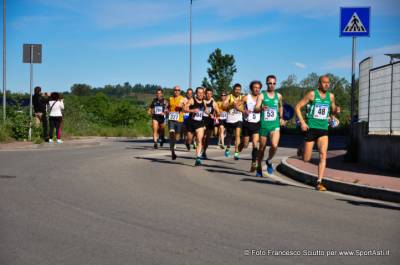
[295,75,340,192]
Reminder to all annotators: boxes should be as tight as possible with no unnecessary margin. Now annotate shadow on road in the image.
[205,168,254,177]
[134,156,192,168]
[336,199,400,211]
[240,177,289,186]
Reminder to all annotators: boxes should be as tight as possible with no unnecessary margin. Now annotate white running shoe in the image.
[56,139,63,144]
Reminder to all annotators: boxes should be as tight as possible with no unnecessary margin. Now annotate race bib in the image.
[247,112,260,123]
[264,107,277,121]
[154,106,163,115]
[227,109,242,123]
[313,103,329,120]
[168,112,179,121]
[220,112,228,120]
[193,111,203,121]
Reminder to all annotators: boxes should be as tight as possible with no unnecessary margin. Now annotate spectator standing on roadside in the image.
[32,86,49,142]
[48,92,64,144]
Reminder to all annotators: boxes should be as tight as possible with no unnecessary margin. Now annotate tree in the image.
[71,84,92,96]
[300,73,319,90]
[203,48,237,96]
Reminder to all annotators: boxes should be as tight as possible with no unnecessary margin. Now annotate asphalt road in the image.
[0,138,399,265]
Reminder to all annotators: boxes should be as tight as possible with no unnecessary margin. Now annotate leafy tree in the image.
[203,48,237,96]
[71,84,92,96]
[300,73,319,90]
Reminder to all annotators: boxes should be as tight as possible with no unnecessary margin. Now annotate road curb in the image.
[277,157,400,203]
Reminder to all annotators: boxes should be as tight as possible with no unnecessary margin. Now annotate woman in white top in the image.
[48,92,64,143]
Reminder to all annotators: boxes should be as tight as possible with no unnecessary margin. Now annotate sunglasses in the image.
[267,83,276,85]
[174,89,181,92]
[221,94,227,96]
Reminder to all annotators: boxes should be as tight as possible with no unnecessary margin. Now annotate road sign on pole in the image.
[340,7,370,37]
[23,44,42,141]
[340,7,370,162]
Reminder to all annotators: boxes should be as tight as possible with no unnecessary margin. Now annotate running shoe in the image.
[154,143,158,149]
[234,152,239,160]
[224,149,231,157]
[256,166,263,177]
[201,152,208,160]
[193,142,197,149]
[48,139,53,143]
[219,144,225,149]
[160,138,165,147]
[266,160,273,175]
[186,143,191,151]
[195,158,202,166]
[56,139,63,144]
[315,182,327,191]
[172,152,177,160]
[250,162,257,172]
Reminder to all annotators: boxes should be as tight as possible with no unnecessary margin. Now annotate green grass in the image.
[62,120,152,139]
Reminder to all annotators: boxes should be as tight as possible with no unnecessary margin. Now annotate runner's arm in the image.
[330,93,340,115]
[278,93,285,125]
[236,96,247,113]
[278,93,283,119]
[213,101,220,115]
[295,91,314,129]
[254,93,264,112]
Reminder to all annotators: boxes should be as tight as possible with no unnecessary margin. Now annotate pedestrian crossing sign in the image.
[340,7,370,37]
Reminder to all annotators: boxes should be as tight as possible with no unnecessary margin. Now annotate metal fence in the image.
[358,57,400,135]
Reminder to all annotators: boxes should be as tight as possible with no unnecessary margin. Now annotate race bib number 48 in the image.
[313,103,329,120]
[169,112,179,121]
[264,107,277,121]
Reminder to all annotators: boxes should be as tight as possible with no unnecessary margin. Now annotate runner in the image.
[167,86,185,160]
[202,88,220,159]
[184,87,207,166]
[216,91,228,149]
[295,75,340,191]
[148,88,168,149]
[182,88,194,150]
[255,75,284,177]
[237,81,262,172]
[223,83,243,160]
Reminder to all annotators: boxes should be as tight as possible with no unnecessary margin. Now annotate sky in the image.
[3,0,400,93]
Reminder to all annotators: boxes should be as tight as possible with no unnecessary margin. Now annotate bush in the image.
[10,111,30,140]
[0,122,12,142]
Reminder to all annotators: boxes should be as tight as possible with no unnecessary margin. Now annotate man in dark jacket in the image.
[32,86,49,141]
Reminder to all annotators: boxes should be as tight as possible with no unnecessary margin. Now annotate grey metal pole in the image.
[28,45,33,141]
[350,36,356,123]
[189,0,192,89]
[2,0,6,123]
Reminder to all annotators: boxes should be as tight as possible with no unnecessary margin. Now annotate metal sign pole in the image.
[28,45,33,141]
[351,36,356,123]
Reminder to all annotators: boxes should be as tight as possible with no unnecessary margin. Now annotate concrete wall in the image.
[353,122,400,172]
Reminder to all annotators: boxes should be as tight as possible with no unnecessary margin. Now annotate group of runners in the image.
[148,75,340,191]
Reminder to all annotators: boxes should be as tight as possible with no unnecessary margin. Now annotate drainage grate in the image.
[0,175,16,179]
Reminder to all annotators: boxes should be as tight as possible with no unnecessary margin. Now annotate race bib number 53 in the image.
[264,107,277,121]
[313,104,329,120]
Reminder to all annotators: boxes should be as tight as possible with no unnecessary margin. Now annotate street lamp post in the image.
[189,0,194,90]
[2,0,6,123]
